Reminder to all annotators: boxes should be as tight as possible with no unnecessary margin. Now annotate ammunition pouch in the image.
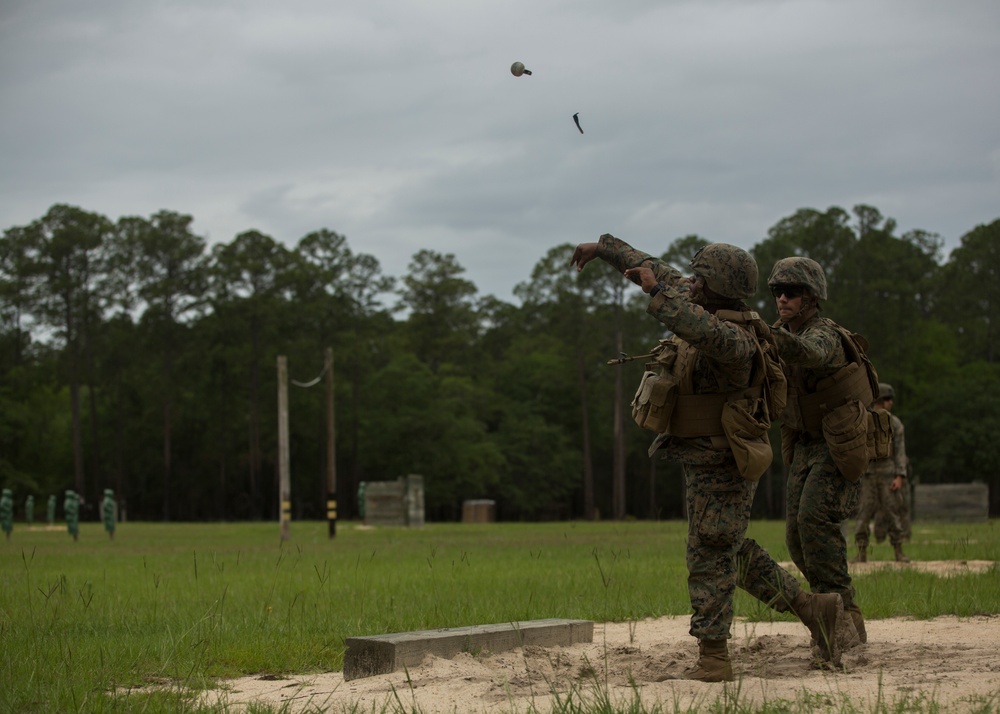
[866,407,893,461]
[821,399,870,482]
[631,370,678,434]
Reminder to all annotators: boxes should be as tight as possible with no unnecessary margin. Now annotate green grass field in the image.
[1,519,998,713]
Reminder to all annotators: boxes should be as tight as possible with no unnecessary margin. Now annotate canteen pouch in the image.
[631,371,678,434]
[821,399,870,482]
[721,397,772,481]
[866,407,893,460]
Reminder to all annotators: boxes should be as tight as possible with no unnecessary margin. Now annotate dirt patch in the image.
[782,559,996,577]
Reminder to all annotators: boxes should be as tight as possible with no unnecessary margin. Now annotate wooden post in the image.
[277,356,291,541]
[325,347,337,538]
[612,308,625,520]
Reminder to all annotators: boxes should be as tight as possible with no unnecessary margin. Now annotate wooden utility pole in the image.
[325,347,338,538]
[612,300,626,520]
[277,356,291,541]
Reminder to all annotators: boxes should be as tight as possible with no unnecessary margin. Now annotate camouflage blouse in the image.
[597,233,759,464]
[866,412,907,477]
[596,233,757,395]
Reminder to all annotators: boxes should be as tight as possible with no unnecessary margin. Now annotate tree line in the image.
[1,203,998,522]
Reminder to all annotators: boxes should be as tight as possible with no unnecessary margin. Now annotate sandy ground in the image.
[203,560,1000,713]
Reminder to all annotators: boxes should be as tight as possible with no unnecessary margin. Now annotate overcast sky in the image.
[2,0,998,303]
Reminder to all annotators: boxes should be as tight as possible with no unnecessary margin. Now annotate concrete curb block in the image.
[343,618,594,681]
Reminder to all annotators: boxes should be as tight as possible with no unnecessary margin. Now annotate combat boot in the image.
[790,591,848,665]
[853,541,868,563]
[684,639,734,682]
[845,603,867,645]
[893,543,910,563]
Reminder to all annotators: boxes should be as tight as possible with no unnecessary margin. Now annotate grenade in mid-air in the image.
[510,61,532,77]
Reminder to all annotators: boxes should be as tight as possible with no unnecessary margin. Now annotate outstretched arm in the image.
[570,234,684,288]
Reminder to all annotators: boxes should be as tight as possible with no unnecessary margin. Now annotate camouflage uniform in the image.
[1,488,13,540]
[771,314,862,613]
[856,411,908,548]
[102,489,117,539]
[64,489,80,541]
[596,234,805,641]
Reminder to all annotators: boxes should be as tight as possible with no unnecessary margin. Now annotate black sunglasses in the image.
[770,284,806,299]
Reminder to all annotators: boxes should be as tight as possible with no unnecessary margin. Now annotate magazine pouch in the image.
[866,407,893,461]
[631,371,678,434]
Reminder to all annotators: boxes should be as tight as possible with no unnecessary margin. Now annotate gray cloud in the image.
[2,0,998,303]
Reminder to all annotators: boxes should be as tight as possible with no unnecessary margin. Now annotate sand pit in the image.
[200,560,999,712]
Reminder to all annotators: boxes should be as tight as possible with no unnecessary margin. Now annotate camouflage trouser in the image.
[855,472,908,547]
[684,452,803,641]
[785,438,861,611]
[873,481,911,542]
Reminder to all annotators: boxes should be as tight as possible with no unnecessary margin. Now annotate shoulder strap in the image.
[715,309,787,420]
[674,337,698,394]
[715,308,757,325]
[821,317,880,399]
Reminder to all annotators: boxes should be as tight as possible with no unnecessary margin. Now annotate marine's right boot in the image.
[893,543,911,563]
[790,591,848,665]
[684,639,734,682]
[853,541,868,563]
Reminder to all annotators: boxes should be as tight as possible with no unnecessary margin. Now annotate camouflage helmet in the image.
[689,243,758,299]
[767,257,828,300]
[878,383,894,400]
